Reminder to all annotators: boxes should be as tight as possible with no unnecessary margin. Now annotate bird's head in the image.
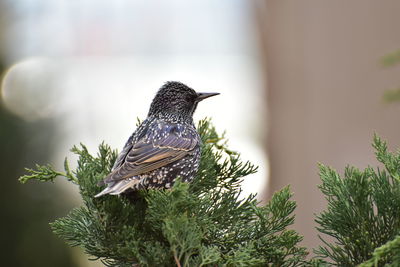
[148,81,219,121]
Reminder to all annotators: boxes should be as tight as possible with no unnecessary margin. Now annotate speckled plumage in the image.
[95,81,219,197]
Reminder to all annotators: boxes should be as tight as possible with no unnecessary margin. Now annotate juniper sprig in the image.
[314,135,400,266]
[19,119,308,266]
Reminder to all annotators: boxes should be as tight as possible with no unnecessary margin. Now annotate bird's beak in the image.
[196,92,220,101]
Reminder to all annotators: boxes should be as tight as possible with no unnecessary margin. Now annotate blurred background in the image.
[1,0,400,266]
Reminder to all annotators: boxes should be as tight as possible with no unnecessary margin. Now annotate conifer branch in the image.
[19,118,307,266]
[19,163,78,184]
[359,235,400,267]
[314,135,400,266]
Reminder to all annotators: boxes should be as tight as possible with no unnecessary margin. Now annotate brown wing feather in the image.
[103,125,198,184]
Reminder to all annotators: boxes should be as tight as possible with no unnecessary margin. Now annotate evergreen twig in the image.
[314,135,400,266]
[20,119,307,266]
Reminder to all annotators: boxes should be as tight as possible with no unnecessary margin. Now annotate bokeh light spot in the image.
[1,57,60,121]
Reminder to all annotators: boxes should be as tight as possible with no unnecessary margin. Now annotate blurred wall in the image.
[256,0,400,249]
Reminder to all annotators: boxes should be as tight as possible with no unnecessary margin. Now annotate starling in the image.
[95,81,219,197]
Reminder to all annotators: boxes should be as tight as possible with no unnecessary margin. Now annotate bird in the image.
[95,81,219,197]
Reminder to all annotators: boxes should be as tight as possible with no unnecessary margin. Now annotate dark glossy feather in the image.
[103,120,199,184]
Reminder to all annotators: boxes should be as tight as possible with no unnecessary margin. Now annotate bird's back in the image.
[95,117,201,197]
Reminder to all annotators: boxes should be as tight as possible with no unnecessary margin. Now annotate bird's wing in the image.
[112,135,134,170]
[102,122,199,184]
[111,119,153,171]
[97,133,135,187]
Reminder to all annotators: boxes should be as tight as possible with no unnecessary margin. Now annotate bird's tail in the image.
[94,179,140,198]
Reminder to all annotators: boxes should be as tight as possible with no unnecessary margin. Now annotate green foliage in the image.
[359,236,400,267]
[381,49,400,67]
[383,89,400,103]
[19,159,77,184]
[381,49,400,103]
[314,135,400,266]
[20,119,308,266]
